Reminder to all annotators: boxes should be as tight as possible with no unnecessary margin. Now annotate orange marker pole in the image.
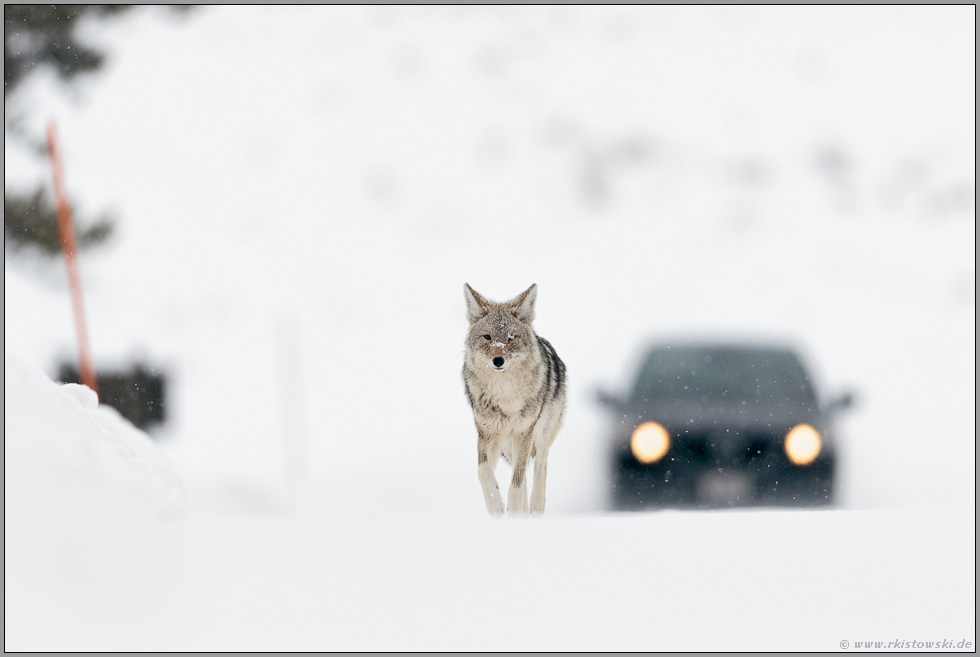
[47,122,98,396]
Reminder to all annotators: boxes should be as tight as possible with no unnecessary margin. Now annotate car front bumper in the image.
[610,453,835,510]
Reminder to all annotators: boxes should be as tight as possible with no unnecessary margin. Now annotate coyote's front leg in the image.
[477,431,504,516]
[507,431,534,516]
[530,447,549,516]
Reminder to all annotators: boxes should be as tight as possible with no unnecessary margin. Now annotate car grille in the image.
[676,431,778,467]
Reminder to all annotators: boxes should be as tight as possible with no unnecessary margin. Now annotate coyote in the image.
[462,283,567,516]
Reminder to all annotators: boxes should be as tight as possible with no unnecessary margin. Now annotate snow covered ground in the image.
[5,6,975,650]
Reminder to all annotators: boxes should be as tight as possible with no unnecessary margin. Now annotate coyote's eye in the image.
[507,335,516,341]
[483,334,491,340]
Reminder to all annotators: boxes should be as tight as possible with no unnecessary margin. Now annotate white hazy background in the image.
[4,6,975,651]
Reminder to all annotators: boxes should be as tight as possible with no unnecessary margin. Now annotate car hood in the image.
[625,399,822,434]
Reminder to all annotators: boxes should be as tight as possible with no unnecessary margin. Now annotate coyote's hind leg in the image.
[530,408,563,516]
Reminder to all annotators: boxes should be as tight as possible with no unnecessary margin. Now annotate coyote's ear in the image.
[464,283,492,324]
[508,283,538,324]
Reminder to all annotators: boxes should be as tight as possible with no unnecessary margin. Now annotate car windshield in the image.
[631,346,816,407]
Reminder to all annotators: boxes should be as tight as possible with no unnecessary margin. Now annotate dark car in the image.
[596,343,853,510]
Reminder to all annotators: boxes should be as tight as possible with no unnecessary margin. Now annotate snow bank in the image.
[4,353,185,522]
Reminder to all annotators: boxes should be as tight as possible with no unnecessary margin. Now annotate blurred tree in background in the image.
[4,5,134,255]
[4,4,132,95]
[4,5,188,256]
[4,189,114,256]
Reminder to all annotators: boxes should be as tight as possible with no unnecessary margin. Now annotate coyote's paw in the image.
[485,493,505,517]
[530,493,545,517]
[507,487,528,516]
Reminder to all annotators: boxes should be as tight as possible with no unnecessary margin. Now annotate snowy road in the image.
[6,506,974,651]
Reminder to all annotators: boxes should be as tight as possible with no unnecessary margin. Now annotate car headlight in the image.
[784,424,822,465]
[631,422,670,464]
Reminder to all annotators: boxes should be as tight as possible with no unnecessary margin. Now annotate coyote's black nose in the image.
[492,357,505,368]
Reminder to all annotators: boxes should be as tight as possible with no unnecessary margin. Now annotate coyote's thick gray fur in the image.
[462,283,567,516]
